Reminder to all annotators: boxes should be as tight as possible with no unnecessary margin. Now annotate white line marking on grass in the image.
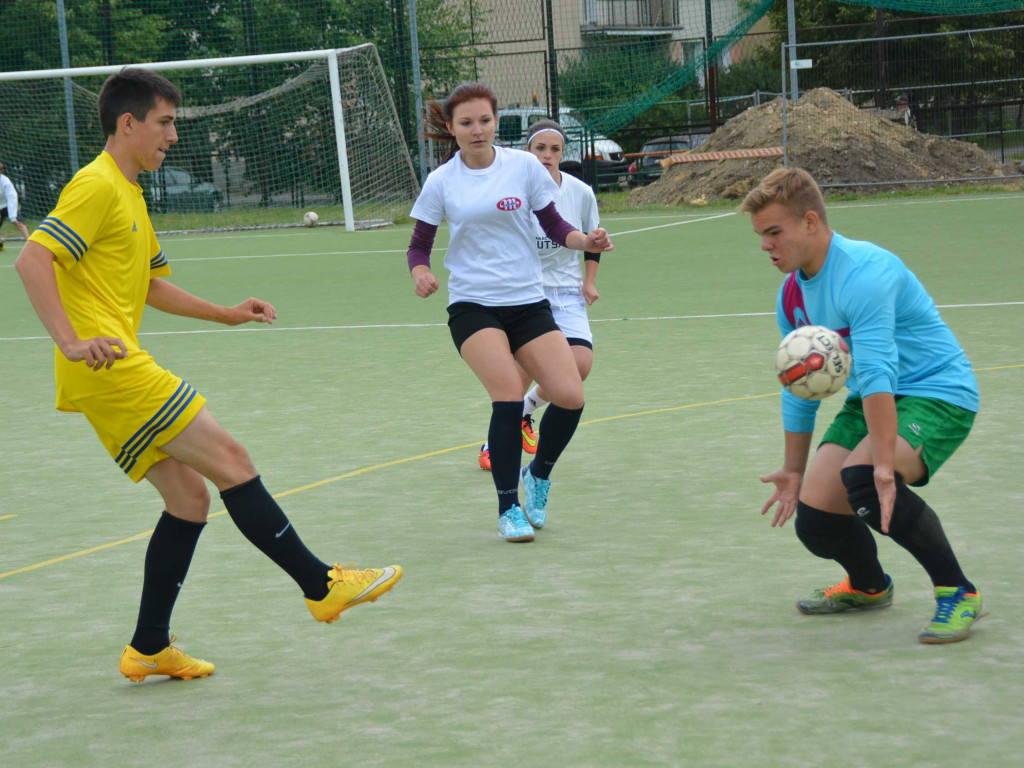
[592,311,773,322]
[1,247,408,267]
[165,227,403,243]
[601,212,739,222]
[829,192,1024,211]
[2,302,1021,342]
[170,248,407,263]
[4,193,1022,269]
[610,211,736,236]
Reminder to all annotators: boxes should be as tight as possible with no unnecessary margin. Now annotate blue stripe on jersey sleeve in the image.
[150,250,168,268]
[41,217,88,257]
[37,222,84,261]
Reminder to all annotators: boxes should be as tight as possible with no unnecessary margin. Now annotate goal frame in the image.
[0,44,401,232]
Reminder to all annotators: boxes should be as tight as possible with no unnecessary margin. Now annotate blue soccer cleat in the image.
[498,504,534,542]
[520,465,550,529]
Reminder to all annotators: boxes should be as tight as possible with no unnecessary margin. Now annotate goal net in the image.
[0,44,420,232]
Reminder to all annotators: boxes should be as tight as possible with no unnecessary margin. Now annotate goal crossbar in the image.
[0,45,372,83]
[0,43,411,232]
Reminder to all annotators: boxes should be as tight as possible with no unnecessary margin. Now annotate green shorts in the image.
[820,395,975,486]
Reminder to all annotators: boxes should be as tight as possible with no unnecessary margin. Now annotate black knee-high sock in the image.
[841,465,974,591]
[490,401,523,516]
[131,511,205,655]
[220,475,331,599]
[529,403,584,480]
[794,502,888,592]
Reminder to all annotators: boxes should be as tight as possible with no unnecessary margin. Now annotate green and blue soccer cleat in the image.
[919,586,983,644]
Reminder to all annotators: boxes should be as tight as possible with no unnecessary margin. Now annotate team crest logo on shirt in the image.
[132,220,137,232]
[496,197,522,211]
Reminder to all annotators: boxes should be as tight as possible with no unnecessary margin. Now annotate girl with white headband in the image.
[478,119,604,481]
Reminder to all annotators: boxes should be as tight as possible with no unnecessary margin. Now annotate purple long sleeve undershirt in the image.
[533,202,578,248]
[407,219,437,271]
[406,202,579,272]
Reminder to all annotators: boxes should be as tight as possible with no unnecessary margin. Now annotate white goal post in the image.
[0,44,420,232]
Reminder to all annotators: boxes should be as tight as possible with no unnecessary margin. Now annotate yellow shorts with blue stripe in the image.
[72,362,206,483]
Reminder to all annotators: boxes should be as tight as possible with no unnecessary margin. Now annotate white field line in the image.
[1,302,1022,343]
[3,191,1023,267]
[0,211,731,266]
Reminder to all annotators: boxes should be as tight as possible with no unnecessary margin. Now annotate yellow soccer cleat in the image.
[305,563,403,623]
[119,636,215,683]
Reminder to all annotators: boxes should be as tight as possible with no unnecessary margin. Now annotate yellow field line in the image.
[0,392,768,581]
[0,531,156,579]
[977,363,1024,371]
[582,392,779,426]
[0,514,17,522]
[0,443,480,581]
[0,370,1016,581]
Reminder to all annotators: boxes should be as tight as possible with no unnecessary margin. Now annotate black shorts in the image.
[447,300,561,354]
[566,338,593,350]
[0,210,22,225]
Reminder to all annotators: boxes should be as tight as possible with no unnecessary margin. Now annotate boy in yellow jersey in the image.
[15,68,402,683]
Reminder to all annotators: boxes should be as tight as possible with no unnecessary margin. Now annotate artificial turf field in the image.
[2,192,1023,767]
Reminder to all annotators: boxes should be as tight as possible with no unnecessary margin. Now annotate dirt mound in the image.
[631,87,1017,205]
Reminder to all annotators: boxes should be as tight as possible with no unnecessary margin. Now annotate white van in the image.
[496,106,628,188]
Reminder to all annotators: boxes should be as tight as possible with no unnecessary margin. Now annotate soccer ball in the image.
[775,325,851,400]
[302,211,319,227]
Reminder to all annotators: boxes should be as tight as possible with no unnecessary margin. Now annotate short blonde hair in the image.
[739,167,827,225]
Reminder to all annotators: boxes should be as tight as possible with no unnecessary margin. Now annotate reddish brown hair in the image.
[425,82,498,164]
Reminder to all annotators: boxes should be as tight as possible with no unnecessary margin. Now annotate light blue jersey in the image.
[777,232,979,433]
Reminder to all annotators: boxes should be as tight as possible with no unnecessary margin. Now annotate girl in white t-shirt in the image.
[478,119,604,472]
[407,82,613,543]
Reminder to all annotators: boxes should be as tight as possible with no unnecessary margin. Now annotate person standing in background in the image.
[0,160,32,250]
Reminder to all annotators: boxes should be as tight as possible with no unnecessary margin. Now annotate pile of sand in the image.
[631,87,1018,205]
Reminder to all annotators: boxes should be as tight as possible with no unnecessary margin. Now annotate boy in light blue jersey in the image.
[741,168,983,644]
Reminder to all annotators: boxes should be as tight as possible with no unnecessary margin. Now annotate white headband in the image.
[528,128,565,146]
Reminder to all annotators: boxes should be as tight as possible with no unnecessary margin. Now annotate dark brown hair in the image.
[98,67,182,137]
[425,82,498,164]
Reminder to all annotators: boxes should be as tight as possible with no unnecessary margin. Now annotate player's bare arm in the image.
[567,227,613,253]
[761,430,813,527]
[14,241,127,370]
[583,259,600,305]
[410,264,439,298]
[146,278,276,325]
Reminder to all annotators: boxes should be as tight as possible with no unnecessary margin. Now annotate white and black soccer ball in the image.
[302,211,320,227]
[775,325,851,400]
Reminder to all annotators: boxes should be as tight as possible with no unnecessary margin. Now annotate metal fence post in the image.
[408,0,428,180]
[56,0,79,173]
[781,42,789,168]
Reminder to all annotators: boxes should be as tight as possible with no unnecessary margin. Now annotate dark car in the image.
[145,166,221,213]
[627,133,710,187]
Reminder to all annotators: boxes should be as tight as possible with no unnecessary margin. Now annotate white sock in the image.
[522,387,548,418]
[481,441,489,452]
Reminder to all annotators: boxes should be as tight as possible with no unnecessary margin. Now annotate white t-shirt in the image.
[0,174,19,219]
[534,172,599,290]
[410,145,559,306]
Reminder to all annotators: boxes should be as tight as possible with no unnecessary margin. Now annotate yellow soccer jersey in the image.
[28,151,171,411]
